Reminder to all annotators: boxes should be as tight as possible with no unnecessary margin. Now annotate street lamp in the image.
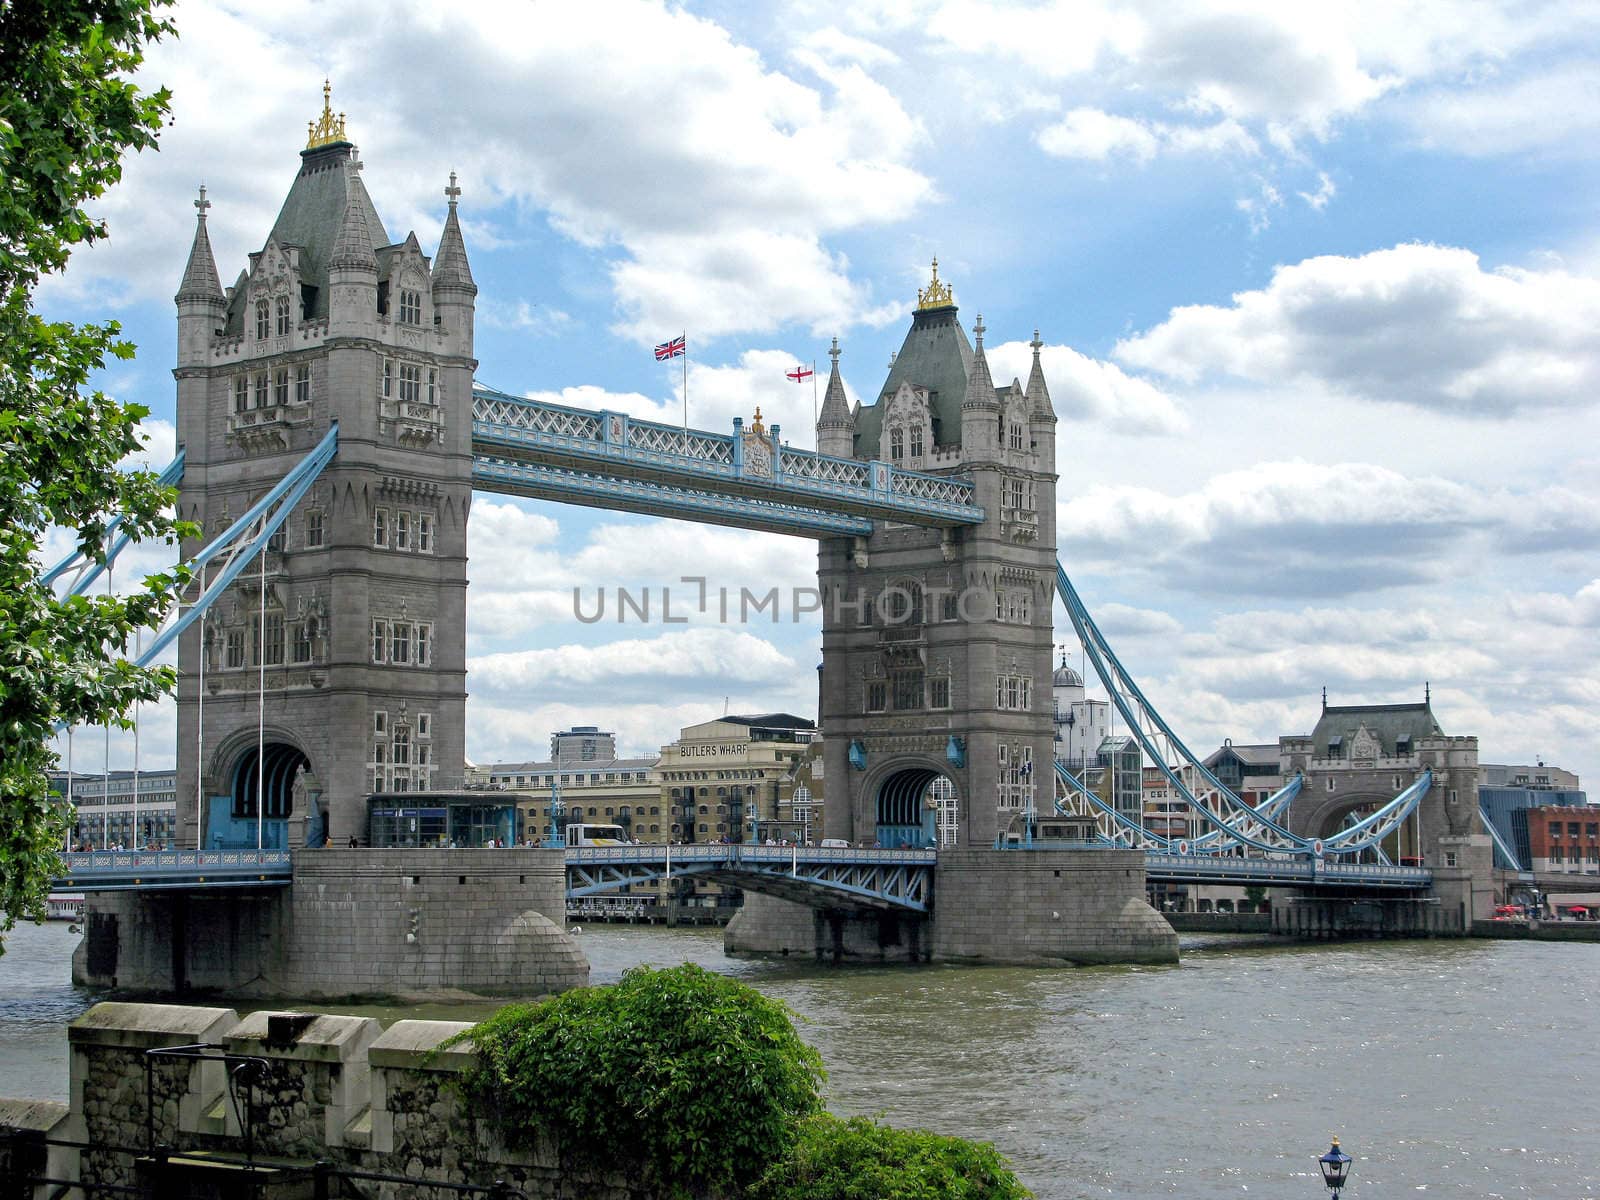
[546,795,565,849]
[1318,1137,1352,1198]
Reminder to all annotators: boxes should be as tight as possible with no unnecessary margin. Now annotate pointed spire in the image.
[329,188,377,273]
[1026,328,1056,423]
[818,338,852,428]
[962,313,999,410]
[433,171,476,293]
[176,185,224,305]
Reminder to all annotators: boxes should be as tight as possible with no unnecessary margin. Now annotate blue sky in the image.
[43,0,1600,782]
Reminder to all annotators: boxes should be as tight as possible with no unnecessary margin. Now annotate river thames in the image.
[1,921,1596,1199]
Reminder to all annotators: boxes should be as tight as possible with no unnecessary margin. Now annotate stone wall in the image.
[1,1001,645,1200]
[727,848,1178,966]
[72,849,587,1001]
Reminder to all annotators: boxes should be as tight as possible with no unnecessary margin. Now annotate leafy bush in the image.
[451,964,825,1198]
[750,1113,1033,1200]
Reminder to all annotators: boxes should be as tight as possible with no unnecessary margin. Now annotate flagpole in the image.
[681,330,688,431]
[811,359,818,428]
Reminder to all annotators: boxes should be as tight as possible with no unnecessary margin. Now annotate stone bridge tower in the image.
[816,263,1058,847]
[1281,693,1494,922]
[172,88,475,848]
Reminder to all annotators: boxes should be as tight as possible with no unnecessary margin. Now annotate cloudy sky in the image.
[44,0,1600,784]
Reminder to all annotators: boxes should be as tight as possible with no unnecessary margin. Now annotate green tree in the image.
[451,964,826,1199]
[0,0,189,947]
[750,1114,1033,1200]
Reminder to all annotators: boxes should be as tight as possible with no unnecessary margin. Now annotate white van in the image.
[819,838,850,849]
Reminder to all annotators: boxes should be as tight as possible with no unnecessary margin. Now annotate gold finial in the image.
[917,256,954,310]
[306,78,349,149]
[751,406,766,435]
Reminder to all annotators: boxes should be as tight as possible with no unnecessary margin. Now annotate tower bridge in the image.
[61,93,1496,996]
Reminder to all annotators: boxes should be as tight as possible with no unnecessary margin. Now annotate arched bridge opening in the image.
[214,742,310,850]
[875,767,954,849]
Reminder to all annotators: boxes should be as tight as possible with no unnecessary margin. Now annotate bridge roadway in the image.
[51,845,1432,902]
[471,386,986,537]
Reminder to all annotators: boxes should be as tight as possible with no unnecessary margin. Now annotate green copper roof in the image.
[224,142,389,330]
[853,304,972,457]
[1310,702,1442,758]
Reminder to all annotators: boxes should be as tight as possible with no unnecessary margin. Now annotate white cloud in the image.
[1114,244,1600,416]
[470,628,799,697]
[1297,171,1337,210]
[1058,460,1558,597]
[57,0,932,340]
[1403,62,1600,157]
[984,340,1188,435]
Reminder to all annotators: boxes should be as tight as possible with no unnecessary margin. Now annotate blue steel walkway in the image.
[54,850,293,891]
[1146,852,1431,889]
[566,843,937,912]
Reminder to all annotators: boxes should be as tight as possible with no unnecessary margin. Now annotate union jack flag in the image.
[654,334,686,361]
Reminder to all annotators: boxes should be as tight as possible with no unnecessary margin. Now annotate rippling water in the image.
[2,921,1596,1199]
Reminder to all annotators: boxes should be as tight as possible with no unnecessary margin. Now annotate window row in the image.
[380,358,441,406]
[254,296,293,340]
[233,365,312,413]
[886,424,926,461]
[1002,477,1037,511]
[996,674,1033,711]
[214,614,319,670]
[371,619,433,666]
[372,507,436,553]
[997,743,1036,810]
[865,671,951,712]
[373,710,432,739]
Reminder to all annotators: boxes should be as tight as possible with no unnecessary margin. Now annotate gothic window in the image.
[267,525,285,554]
[1009,422,1024,451]
[291,621,312,663]
[225,629,245,669]
[417,513,434,553]
[381,358,393,400]
[371,619,388,663]
[251,612,284,666]
[889,427,904,461]
[233,376,248,414]
[253,373,268,408]
[273,369,289,407]
[417,712,431,738]
[393,728,411,766]
[929,676,951,709]
[395,511,411,551]
[910,426,924,457]
[373,508,388,547]
[416,623,431,666]
[426,368,438,405]
[891,668,924,711]
[399,289,422,325]
[295,364,312,405]
[866,680,887,712]
[304,509,324,548]
[374,710,387,736]
[399,363,421,404]
[255,301,270,339]
[275,296,290,337]
[390,621,412,665]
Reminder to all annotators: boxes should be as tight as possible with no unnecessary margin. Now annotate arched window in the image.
[255,301,270,339]
[275,296,290,337]
[399,289,422,325]
[889,427,904,460]
[910,426,924,456]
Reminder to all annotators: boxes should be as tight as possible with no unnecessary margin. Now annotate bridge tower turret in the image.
[173,86,474,849]
[817,262,1057,848]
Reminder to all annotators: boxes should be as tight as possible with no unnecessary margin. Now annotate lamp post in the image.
[1065,710,1076,771]
[1318,1137,1352,1198]
[546,794,565,849]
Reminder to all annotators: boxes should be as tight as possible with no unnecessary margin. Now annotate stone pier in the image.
[72,849,586,1000]
[726,847,1178,966]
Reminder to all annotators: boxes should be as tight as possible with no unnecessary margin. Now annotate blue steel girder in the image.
[53,849,294,892]
[565,844,935,913]
[1145,852,1432,890]
[472,456,873,538]
[471,387,985,529]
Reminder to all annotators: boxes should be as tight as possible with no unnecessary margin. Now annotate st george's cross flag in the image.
[654,334,686,361]
[785,365,814,382]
